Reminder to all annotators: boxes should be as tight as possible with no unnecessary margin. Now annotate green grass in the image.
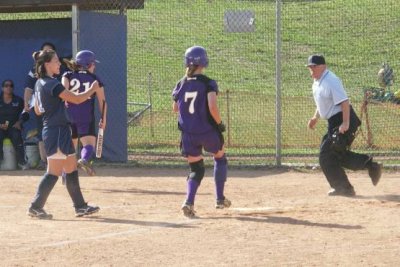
[3,1,400,165]
[126,0,400,165]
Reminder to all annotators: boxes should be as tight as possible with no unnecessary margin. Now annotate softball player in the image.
[23,42,57,170]
[172,46,231,218]
[62,50,107,176]
[27,49,100,219]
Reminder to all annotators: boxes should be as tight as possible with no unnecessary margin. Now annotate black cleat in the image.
[27,207,53,219]
[77,159,96,176]
[368,162,382,186]
[75,204,100,217]
[215,197,232,209]
[328,186,356,197]
[181,202,196,218]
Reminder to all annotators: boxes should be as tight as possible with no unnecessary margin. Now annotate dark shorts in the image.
[71,120,96,139]
[180,129,224,157]
[42,125,75,158]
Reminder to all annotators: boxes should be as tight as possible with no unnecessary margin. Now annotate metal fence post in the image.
[148,72,154,138]
[71,4,79,57]
[226,90,231,146]
[275,0,282,166]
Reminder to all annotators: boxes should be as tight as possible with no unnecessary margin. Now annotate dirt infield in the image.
[1,167,399,266]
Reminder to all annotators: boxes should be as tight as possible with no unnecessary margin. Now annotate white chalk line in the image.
[39,228,147,248]
[230,206,294,212]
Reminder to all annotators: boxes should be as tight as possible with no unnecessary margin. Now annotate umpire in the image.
[306,54,382,196]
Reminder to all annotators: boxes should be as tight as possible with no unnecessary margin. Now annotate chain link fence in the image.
[1,0,400,167]
[128,0,400,167]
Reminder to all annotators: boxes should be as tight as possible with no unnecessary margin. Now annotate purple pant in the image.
[71,120,95,139]
[181,129,223,157]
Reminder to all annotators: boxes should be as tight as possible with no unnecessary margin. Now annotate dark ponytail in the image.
[185,65,198,78]
[33,49,57,79]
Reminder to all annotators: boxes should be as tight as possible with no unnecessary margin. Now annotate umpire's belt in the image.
[327,105,361,134]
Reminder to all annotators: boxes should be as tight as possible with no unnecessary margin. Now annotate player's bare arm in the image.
[34,96,41,116]
[172,101,178,113]
[59,80,100,104]
[207,92,222,124]
[339,100,350,133]
[23,87,33,111]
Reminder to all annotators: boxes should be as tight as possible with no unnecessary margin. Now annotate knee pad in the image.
[214,154,227,182]
[188,159,205,184]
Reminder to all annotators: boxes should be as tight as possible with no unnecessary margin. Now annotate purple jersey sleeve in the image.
[172,79,184,101]
[208,79,219,94]
[93,74,104,87]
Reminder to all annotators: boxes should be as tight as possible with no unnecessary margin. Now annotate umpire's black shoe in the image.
[27,207,53,219]
[75,204,100,217]
[328,186,356,197]
[368,162,382,186]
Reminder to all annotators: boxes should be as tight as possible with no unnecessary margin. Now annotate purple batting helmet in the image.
[75,50,99,69]
[184,46,208,67]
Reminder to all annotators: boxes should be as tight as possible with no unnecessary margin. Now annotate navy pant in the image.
[0,127,26,165]
[319,107,370,189]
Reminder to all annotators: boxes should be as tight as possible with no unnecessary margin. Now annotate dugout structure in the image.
[0,0,144,162]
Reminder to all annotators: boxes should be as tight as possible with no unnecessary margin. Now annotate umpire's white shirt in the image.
[312,69,348,120]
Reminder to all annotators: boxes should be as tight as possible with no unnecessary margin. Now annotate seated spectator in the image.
[0,79,30,170]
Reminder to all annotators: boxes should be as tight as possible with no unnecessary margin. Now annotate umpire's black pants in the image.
[319,107,370,190]
[0,127,26,165]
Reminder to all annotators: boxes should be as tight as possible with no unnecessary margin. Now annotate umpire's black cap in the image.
[306,54,326,66]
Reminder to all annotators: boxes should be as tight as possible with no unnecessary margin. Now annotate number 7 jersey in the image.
[172,74,219,134]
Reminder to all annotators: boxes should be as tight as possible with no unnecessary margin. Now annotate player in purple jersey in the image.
[62,50,107,176]
[172,46,231,218]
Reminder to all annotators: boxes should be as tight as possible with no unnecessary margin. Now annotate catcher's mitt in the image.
[377,62,394,88]
[330,129,356,154]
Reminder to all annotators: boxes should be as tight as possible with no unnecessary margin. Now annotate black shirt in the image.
[0,94,24,126]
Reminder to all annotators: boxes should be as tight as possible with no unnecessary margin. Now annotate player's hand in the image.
[99,119,106,130]
[217,121,226,133]
[0,124,7,130]
[12,121,22,130]
[338,121,349,134]
[308,117,318,130]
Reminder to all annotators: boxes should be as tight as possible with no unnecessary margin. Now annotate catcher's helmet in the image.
[184,46,208,67]
[75,50,99,69]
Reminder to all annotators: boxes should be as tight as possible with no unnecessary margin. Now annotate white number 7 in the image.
[184,91,198,114]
